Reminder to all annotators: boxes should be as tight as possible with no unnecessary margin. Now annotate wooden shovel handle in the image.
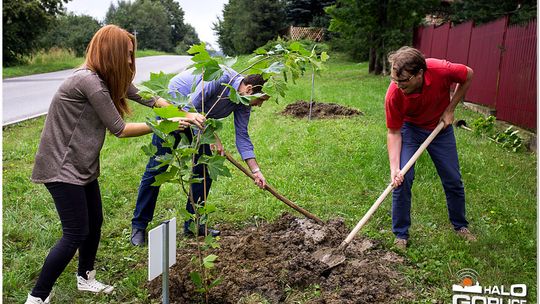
[224,151,324,225]
[340,122,445,248]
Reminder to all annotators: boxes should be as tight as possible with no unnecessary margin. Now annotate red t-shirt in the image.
[385,58,468,130]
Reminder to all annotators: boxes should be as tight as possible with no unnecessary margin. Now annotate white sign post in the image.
[148,218,177,304]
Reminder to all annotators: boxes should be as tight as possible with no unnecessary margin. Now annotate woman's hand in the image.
[185,112,206,129]
[169,117,192,130]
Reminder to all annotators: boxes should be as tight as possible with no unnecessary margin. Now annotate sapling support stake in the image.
[308,68,315,121]
[162,220,170,304]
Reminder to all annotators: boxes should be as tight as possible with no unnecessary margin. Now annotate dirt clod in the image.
[281,101,363,119]
[148,213,415,303]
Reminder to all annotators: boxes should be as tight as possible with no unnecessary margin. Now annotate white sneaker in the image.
[25,294,51,304]
[76,270,114,293]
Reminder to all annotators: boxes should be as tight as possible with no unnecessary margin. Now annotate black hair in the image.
[242,74,266,94]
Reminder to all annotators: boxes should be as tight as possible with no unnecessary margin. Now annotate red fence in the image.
[431,23,450,59]
[496,20,537,129]
[466,17,507,107]
[413,17,537,130]
[446,21,473,65]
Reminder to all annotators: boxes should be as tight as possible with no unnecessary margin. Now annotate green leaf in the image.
[254,47,268,55]
[189,271,203,287]
[139,72,175,99]
[151,153,173,170]
[204,202,217,213]
[153,105,187,119]
[321,51,330,62]
[192,51,211,62]
[179,147,198,157]
[168,94,190,108]
[223,56,237,67]
[248,54,265,64]
[200,128,216,145]
[184,177,204,184]
[203,254,218,268]
[197,155,231,180]
[289,41,302,52]
[221,83,250,105]
[202,59,223,81]
[135,84,156,100]
[156,119,181,134]
[205,118,223,133]
[187,43,206,55]
[179,209,194,221]
[141,143,157,157]
[209,278,222,289]
[262,61,285,75]
[152,170,178,186]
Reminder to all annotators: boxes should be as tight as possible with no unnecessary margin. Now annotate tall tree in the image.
[3,0,70,66]
[213,0,286,56]
[39,13,101,56]
[106,0,172,51]
[284,0,335,27]
[327,0,437,74]
[105,0,200,53]
[152,0,187,47]
[449,0,536,25]
[175,24,200,53]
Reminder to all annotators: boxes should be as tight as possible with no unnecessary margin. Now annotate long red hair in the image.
[84,25,136,117]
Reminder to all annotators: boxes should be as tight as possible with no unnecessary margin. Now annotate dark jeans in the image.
[131,131,212,232]
[31,180,103,300]
[392,123,468,239]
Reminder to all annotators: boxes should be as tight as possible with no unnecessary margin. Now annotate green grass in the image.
[2,54,537,303]
[2,48,173,79]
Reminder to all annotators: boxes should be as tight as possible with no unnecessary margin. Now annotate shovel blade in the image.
[314,247,346,269]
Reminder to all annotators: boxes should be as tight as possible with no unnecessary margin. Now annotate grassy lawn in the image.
[2,54,537,303]
[2,48,173,79]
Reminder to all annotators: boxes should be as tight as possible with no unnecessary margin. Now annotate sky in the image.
[64,0,228,50]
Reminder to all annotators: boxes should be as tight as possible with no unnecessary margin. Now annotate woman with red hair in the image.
[25,25,204,303]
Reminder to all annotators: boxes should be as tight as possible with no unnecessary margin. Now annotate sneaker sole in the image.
[78,286,114,294]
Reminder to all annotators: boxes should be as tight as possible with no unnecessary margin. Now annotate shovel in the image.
[224,151,324,225]
[315,121,445,269]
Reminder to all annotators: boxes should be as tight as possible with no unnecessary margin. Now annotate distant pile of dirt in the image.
[148,213,417,303]
[281,101,363,119]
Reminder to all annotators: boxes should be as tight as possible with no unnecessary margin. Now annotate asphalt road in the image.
[2,55,192,126]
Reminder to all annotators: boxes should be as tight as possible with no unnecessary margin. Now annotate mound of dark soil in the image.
[148,213,416,303]
[281,101,362,119]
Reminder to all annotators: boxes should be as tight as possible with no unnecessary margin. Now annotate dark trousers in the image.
[131,131,212,231]
[392,123,468,239]
[31,180,103,300]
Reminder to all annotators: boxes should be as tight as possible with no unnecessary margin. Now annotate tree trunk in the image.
[374,48,383,75]
[371,0,388,75]
[368,46,376,73]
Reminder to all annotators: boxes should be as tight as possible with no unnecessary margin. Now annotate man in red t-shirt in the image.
[385,46,476,250]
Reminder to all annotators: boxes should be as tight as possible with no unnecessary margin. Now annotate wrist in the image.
[251,168,261,174]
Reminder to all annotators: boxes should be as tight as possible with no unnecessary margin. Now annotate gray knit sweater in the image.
[31,68,155,185]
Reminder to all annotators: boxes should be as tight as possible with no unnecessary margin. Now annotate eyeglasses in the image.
[391,73,416,84]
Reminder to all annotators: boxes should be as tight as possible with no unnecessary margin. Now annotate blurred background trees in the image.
[3,0,536,70]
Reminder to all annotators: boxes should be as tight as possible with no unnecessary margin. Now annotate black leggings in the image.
[31,180,103,300]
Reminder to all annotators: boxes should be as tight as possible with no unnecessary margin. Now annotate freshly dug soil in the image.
[148,213,416,303]
[281,101,362,119]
